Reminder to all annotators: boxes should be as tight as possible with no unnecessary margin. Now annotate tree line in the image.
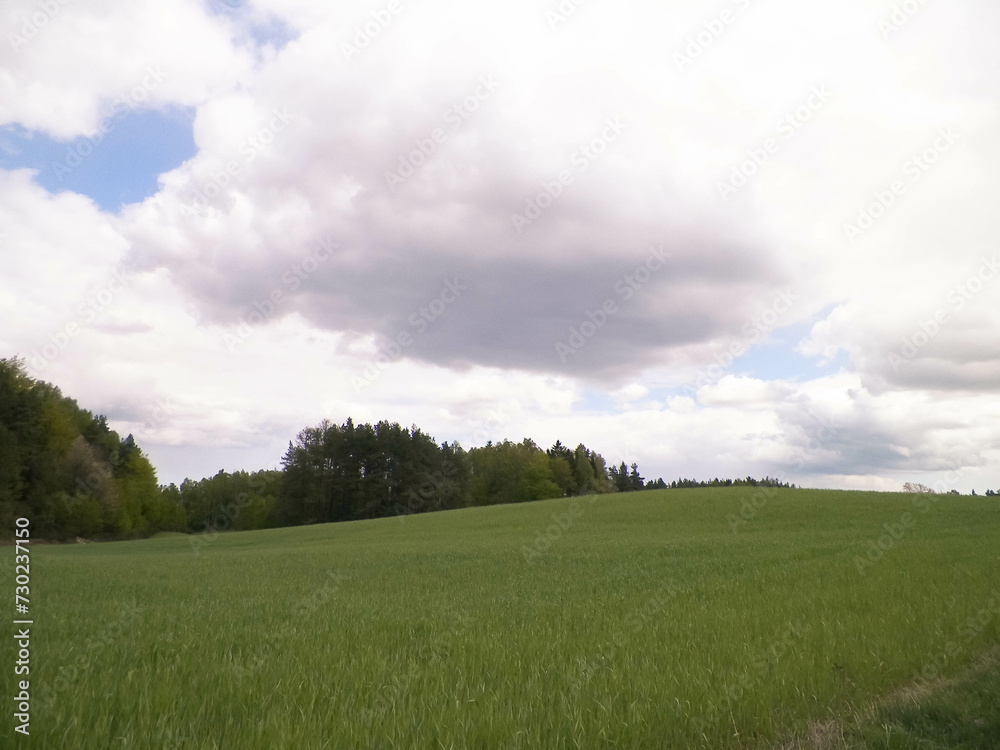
[9,357,921,544]
[149,424,810,536]
[190,423,654,531]
[667,477,795,489]
[0,358,185,540]
[0,358,668,540]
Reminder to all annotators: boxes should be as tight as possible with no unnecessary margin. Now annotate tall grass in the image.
[4,488,999,748]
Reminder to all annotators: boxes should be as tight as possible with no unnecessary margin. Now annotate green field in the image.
[5,488,1000,749]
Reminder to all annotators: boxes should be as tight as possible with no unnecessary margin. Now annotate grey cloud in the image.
[148,214,785,379]
[768,391,996,478]
[91,321,154,335]
[127,60,790,379]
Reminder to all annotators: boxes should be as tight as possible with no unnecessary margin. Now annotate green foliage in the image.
[276,418,455,524]
[547,454,575,496]
[609,461,645,492]
[178,470,281,533]
[669,475,796,489]
[272,422,625,525]
[6,358,816,543]
[518,451,562,502]
[0,357,183,540]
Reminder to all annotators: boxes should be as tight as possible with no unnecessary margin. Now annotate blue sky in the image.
[0,109,196,213]
[731,320,849,382]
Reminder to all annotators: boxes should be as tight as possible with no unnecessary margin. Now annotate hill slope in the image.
[8,487,1000,748]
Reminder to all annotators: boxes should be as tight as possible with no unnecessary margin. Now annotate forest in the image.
[167,421,659,537]
[0,357,184,539]
[1,357,809,542]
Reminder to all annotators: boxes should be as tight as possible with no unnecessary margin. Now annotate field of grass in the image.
[4,487,1000,748]
[821,645,1000,749]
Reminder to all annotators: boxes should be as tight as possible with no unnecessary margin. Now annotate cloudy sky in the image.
[2,0,998,492]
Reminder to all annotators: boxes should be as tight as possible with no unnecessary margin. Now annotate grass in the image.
[3,487,999,748]
[783,647,1000,749]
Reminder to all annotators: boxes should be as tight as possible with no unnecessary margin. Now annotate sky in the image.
[1,0,997,492]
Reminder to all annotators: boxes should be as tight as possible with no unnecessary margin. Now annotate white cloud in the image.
[1,0,254,139]
[1,0,998,492]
